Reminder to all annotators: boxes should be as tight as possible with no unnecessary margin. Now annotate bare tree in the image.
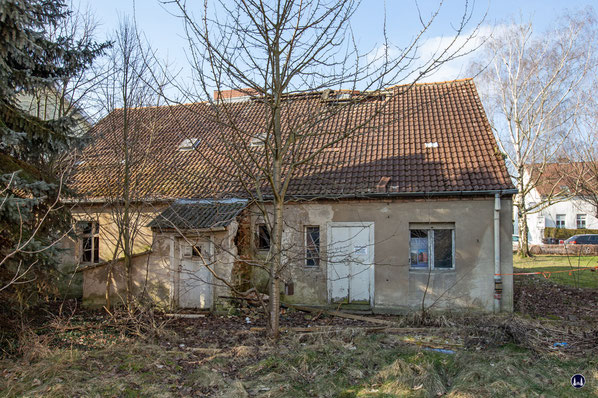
[567,79,598,219]
[157,0,485,337]
[470,9,598,257]
[73,19,169,310]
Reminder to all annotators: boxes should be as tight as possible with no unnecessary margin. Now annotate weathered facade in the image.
[273,197,513,312]
[67,79,516,313]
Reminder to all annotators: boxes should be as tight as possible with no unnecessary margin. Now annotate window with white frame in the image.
[577,214,587,229]
[556,214,566,229]
[409,224,454,270]
[77,221,100,263]
[305,226,320,267]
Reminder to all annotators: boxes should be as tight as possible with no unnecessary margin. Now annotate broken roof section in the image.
[71,79,515,200]
[149,199,248,231]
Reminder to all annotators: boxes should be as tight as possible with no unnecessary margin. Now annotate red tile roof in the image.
[70,79,514,201]
[527,162,598,197]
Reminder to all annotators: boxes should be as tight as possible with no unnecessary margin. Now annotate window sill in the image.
[409,268,455,273]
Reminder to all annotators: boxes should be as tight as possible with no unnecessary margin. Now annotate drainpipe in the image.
[494,194,502,313]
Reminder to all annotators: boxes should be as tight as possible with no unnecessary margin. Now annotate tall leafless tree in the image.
[160,0,486,337]
[470,9,598,257]
[74,19,169,310]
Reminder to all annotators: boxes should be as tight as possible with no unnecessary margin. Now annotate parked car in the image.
[512,235,519,251]
[563,234,598,245]
[542,237,559,245]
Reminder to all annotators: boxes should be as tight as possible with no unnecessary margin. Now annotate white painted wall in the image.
[524,190,598,244]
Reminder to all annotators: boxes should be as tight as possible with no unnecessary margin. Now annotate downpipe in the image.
[494,194,502,313]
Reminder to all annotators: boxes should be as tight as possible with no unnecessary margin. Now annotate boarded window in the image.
[305,226,320,267]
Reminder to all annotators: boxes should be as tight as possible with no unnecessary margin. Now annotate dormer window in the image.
[250,133,267,147]
[178,138,201,151]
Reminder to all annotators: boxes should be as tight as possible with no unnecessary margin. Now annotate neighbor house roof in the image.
[148,199,248,231]
[526,162,598,197]
[70,79,514,201]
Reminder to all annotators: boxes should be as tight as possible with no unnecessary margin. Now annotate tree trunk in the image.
[517,190,531,257]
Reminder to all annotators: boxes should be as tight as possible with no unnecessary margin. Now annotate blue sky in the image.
[80,0,596,85]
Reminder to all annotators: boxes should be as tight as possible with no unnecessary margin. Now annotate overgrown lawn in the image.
[1,330,596,397]
[513,255,598,288]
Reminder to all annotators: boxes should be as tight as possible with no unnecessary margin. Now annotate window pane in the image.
[410,229,428,268]
[78,221,92,234]
[82,237,92,262]
[93,237,100,263]
[434,229,453,269]
[305,226,320,267]
[556,214,565,229]
[257,225,270,249]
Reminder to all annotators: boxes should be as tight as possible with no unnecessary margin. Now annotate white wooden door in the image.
[179,241,213,309]
[328,223,374,304]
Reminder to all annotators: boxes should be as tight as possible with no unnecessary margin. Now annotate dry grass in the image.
[1,310,597,397]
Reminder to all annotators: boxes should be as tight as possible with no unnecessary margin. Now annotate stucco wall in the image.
[58,204,165,299]
[82,234,172,308]
[78,197,513,313]
[262,196,513,312]
[82,224,238,310]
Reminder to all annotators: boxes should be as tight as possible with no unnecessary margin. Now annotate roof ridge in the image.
[107,79,475,113]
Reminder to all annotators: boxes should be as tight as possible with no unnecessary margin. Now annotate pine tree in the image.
[0,0,107,303]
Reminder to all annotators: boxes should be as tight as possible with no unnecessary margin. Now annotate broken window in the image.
[78,221,100,263]
[409,225,454,270]
[305,226,320,267]
[256,224,270,250]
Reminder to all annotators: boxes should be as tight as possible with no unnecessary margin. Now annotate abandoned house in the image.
[64,79,516,313]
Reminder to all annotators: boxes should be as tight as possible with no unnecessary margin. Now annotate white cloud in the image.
[366,24,514,84]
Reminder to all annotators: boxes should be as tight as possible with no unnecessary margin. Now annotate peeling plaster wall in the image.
[78,197,514,313]
[60,204,165,299]
[263,196,513,312]
[82,234,171,308]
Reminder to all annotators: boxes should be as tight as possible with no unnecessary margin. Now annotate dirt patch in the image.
[514,273,598,324]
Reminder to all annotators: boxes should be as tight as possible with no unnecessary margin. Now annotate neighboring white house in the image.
[522,162,598,245]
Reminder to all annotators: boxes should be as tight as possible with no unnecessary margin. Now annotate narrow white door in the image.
[179,242,213,309]
[328,223,374,304]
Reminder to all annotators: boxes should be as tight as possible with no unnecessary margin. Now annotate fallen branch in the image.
[287,304,400,326]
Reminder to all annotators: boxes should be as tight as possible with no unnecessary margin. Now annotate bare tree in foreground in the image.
[470,9,598,257]
[75,19,169,310]
[161,0,485,337]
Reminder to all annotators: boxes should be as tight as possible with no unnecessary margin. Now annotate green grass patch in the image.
[514,255,598,288]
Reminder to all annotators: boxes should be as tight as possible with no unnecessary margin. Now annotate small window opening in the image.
[256,224,271,250]
[77,221,100,263]
[250,132,267,147]
[178,138,201,151]
[305,226,320,267]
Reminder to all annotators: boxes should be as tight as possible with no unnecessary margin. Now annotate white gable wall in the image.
[525,190,598,244]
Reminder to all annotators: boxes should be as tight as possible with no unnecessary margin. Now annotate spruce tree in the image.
[0,1,107,303]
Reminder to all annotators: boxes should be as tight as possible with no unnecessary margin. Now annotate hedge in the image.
[544,227,598,240]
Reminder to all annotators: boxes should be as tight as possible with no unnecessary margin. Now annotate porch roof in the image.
[148,199,248,231]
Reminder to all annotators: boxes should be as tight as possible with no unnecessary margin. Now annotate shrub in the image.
[543,227,598,240]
